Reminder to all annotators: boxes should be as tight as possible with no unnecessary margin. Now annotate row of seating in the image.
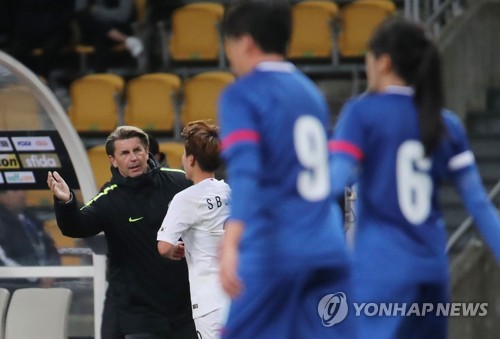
[160,0,396,70]
[14,0,395,77]
[0,287,72,339]
[68,71,235,134]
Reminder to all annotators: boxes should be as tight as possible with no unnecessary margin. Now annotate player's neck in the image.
[377,73,407,92]
[251,53,285,70]
[192,171,215,185]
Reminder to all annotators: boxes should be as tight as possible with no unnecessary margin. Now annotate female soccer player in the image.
[218,1,351,338]
[329,17,500,338]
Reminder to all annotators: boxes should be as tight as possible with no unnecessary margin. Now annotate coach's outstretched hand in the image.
[47,171,71,203]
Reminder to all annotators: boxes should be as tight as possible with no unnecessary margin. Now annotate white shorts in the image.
[194,308,225,339]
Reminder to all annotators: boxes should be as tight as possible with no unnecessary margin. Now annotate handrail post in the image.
[446,179,500,253]
[93,253,107,339]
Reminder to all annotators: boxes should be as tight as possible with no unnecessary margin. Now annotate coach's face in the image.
[109,137,149,178]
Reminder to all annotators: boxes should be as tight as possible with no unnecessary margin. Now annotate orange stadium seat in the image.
[74,0,147,72]
[288,1,339,62]
[68,74,124,133]
[159,142,185,170]
[338,0,396,58]
[134,0,148,24]
[167,3,225,66]
[25,190,54,208]
[0,84,41,130]
[86,145,112,190]
[181,71,235,127]
[125,73,181,133]
[44,219,82,266]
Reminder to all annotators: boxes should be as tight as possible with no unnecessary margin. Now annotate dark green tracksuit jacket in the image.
[54,158,195,335]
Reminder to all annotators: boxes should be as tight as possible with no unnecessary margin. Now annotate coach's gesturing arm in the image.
[47,171,103,238]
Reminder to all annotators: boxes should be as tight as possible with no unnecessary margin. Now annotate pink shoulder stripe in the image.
[222,130,260,151]
[328,140,364,160]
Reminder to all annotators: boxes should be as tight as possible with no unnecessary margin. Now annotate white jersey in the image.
[157,178,230,319]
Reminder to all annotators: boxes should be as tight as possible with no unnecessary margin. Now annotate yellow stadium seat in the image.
[68,74,124,133]
[124,73,181,133]
[181,71,235,127]
[338,0,396,58]
[74,0,146,72]
[0,85,41,130]
[25,190,54,208]
[44,219,82,266]
[134,0,148,24]
[168,3,225,65]
[159,142,185,170]
[288,1,339,61]
[86,145,113,190]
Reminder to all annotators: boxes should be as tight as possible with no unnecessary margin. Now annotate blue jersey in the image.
[330,86,477,283]
[219,61,348,274]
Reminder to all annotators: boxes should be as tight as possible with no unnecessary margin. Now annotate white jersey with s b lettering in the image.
[157,178,230,319]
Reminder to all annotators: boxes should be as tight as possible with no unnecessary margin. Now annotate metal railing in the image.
[404,0,465,36]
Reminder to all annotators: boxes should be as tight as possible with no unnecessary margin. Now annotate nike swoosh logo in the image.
[128,217,144,222]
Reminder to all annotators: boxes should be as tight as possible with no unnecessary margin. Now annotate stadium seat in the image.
[338,0,396,58]
[0,85,41,130]
[43,219,83,266]
[134,0,148,24]
[159,142,185,170]
[165,3,225,67]
[73,0,147,72]
[25,190,54,209]
[288,1,339,63]
[5,288,72,339]
[68,74,124,133]
[181,71,235,127]
[86,145,113,191]
[0,288,10,339]
[124,73,181,133]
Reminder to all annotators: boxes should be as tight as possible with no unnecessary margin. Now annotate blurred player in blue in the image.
[329,17,500,339]
[218,1,351,338]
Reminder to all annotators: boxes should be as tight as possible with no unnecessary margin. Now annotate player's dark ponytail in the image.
[368,18,444,155]
[414,42,443,156]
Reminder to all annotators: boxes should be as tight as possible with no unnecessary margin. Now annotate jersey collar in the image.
[255,61,296,73]
[383,85,415,96]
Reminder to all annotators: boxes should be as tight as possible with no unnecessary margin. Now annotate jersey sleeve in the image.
[157,193,195,245]
[442,111,476,175]
[218,84,262,223]
[442,111,500,262]
[451,165,500,262]
[329,99,367,162]
[328,99,365,198]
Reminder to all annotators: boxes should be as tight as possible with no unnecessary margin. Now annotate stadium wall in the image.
[440,0,500,118]
[449,240,500,339]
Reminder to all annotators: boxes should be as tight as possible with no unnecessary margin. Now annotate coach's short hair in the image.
[105,126,149,156]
